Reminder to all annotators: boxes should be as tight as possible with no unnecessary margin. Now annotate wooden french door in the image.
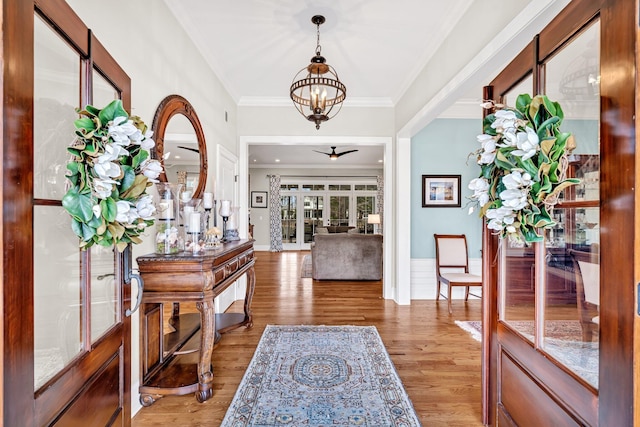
[482,0,636,426]
[3,1,132,425]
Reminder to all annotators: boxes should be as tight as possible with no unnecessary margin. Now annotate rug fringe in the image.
[455,320,482,342]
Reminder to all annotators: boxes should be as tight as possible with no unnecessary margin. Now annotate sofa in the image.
[316,226,356,233]
[310,233,383,280]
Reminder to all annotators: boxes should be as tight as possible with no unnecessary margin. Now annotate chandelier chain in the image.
[316,22,322,56]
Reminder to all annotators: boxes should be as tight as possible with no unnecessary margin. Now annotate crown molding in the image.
[238,96,393,108]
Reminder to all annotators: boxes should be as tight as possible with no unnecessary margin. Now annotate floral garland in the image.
[468,94,579,244]
[62,100,163,252]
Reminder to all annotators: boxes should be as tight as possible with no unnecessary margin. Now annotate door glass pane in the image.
[356,196,375,234]
[542,19,600,388]
[502,75,533,107]
[91,246,118,342]
[92,70,119,109]
[303,196,323,243]
[34,206,82,389]
[33,15,80,200]
[329,196,349,226]
[499,77,536,334]
[281,195,297,243]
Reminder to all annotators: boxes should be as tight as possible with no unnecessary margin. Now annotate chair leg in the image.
[464,286,470,301]
[436,280,441,300]
[448,284,453,314]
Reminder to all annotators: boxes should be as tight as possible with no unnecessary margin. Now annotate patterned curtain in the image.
[376,175,384,228]
[269,175,283,252]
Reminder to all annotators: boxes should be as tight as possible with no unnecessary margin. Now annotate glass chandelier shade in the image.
[290,15,346,130]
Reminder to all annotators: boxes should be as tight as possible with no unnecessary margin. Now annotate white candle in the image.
[183,206,194,231]
[219,200,231,217]
[227,215,236,229]
[203,192,214,209]
[181,191,192,202]
[189,212,201,233]
[159,200,174,220]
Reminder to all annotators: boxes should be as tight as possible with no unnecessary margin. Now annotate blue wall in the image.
[411,118,484,258]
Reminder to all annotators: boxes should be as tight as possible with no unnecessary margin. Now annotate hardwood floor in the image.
[132,250,484,426]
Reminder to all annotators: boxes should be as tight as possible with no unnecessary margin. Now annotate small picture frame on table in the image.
[251,191,268,208]
[422,175,461,207]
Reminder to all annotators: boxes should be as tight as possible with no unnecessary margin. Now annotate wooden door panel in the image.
[51,351,123,426]
[34,326,124,425]
[499,324,598,425]
[501,354,580,427]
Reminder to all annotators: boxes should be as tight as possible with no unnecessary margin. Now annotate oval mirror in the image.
[151,95,208,199]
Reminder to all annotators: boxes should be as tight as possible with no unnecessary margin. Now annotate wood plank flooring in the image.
[132,250,484,427]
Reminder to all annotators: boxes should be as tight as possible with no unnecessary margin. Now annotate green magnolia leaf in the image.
[98,99,128,124]
[62,187,94,222]
[75,117,95,132]
[536,116,560,140]
[120,174,149,200]
[132,149,149,169]
[101,197,117,222]
[81,222,96,241]
[120,165,136,192]
[523,228,544,243]
[514,157,538,178]
[544,179,580,201]
[516,94,532,114]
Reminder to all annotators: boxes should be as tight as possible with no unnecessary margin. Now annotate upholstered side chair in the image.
[568,248,600,342]
[434,234,482,314]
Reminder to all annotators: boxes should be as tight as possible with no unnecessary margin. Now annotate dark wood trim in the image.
[489,41,533,98]
[3,0,36,424]
[537,0,602,63]
[34,0,89,56]
[598,0,636,424]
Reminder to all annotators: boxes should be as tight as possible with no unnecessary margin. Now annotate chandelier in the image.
[290,15,346,130]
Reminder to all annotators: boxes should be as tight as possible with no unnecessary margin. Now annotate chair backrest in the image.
[569,249,600,306]
[434,234,470,273]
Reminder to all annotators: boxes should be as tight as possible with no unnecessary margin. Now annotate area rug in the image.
[455,320,599,388]
[300,254,312,278]
[221,325,422,426]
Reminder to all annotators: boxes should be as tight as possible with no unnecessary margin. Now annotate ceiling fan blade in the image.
[177,145,199,153]
[313,150,332,155]
[336,149,359,157]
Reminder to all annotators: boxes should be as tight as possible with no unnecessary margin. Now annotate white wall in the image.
[64,0,239,417]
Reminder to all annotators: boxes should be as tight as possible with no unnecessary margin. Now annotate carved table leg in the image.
[195,300,215,403]
[243,266,256,328]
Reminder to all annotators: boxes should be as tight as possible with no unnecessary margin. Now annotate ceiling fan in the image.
[177,145,199,153]
[313,146,359,160]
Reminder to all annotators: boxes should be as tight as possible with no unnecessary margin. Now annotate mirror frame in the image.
[151,94,208,199]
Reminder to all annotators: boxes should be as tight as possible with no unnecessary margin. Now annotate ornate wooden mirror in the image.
[152,94,208,198]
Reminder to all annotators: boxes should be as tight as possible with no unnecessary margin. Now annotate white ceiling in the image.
[163,0,476,169]
[164,0,474,105]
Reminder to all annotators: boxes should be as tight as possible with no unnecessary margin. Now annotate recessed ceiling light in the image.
[275,159,280,162]
[175,155,181,159]
[378,159,383,163]
[253,159,257,162]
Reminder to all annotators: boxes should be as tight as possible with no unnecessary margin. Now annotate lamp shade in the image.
[367,214,381,225]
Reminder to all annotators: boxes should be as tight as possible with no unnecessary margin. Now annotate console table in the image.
[136,239,255,405]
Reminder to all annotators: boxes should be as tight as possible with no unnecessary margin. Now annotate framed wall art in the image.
[422,175,461,207]
[251,191,268,208]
